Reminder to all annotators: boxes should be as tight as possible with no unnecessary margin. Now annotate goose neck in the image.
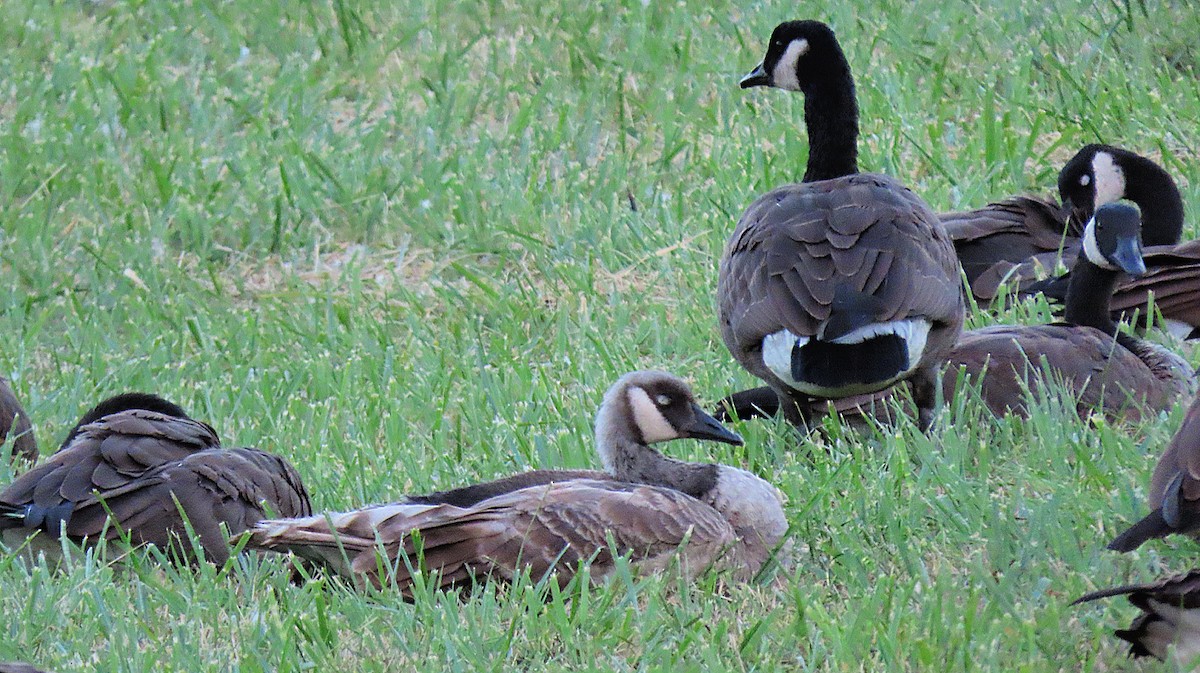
[1063,258,1119,336]
[800,63,859,182]
[1124,158,1184,246]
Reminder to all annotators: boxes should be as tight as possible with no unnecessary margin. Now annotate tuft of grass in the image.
[1,0,1198,670]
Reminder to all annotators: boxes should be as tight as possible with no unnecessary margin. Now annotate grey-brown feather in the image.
[249,480,736,595]
[0,378,37,465]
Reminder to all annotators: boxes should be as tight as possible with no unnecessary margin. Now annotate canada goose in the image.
[721,20,964,431]
[248,371,788,593]
[1108,391,1200,552]
[719,203,1193,425]
[1073,570,1200,664]
[949,144,1183,303]
[0,393,311,565]
[0,377,36,464]
[943,202,1193,421]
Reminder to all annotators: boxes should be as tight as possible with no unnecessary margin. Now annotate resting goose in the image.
[0,377,36,464]
[0,393,311,565]
[720,20,964,431]
[950,144,1183,303]
[1073,570,1200,664]
[1108,391,1200,551]
[720,204,1193,425]
[248,371,788,594]
[944,202,1193,421]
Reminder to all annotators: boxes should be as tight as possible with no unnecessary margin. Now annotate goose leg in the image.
[713,386,781,421]
[909,366,939,432]
[775,388,814,430]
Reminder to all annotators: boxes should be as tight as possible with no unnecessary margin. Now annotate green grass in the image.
[1,0,1199,670]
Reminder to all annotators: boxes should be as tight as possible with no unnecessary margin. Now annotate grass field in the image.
[2,0,1199,670]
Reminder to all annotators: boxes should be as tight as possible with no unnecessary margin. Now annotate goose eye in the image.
[1079,174,1091,187]
[655,394,672,407]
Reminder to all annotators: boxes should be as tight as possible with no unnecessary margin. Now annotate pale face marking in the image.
[1081,216,1117,270]
[627,387,677,444]
[1091,151,1127,207]
[771,39,809,91]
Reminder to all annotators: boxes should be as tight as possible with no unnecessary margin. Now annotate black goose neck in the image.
[799,55,859,182]
[1122,155,1183,246]
[1063,258,1119,336]
[606,437,719,501]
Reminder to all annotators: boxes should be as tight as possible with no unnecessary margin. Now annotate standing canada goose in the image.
[0,393,311,565]
[249,371,788,593]
[1073,570,1200,664]
[719,203,1193,425]
[943,202,1193,421]
[720,20,964,431]
[0,377,36,464]
[1108,391,1200,552]
[949,144,1183,303]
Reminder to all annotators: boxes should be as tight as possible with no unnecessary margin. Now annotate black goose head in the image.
[1081,202,1145,276]
[740,20,846,93]
[608,371,743,447]
[59,392,190,451]
[1058,144,1182,245]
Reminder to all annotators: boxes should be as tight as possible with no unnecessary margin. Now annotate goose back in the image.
[0,378,36,464]
[252,479,738,594]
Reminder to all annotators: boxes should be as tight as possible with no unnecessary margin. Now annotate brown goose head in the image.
[1058,144,1183,246]
[594,370,741,472]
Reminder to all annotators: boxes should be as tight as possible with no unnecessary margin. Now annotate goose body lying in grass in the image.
[248,371,788,594]
[0,377,36,465]
[1108,390,1200,552]
[1074,570,1200,665]
[0,393,311,565]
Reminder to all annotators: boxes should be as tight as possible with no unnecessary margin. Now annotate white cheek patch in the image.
[771,39,809,91]
[1091,151,1127,206]
[1081,217,1117,270]
[627,387,677,444]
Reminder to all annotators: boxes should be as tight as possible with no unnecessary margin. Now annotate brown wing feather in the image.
[942,195,1073,301]
[0,378,37,464]
[1,409,220,515]
[719,173,963,366]
[250,480,735,594]
[1108,242,1200,333]
[942,324,1187,422]
[405,469,611,507]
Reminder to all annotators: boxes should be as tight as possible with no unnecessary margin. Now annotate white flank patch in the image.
[771,39,809,91]
[1091,151,1127,206]
[760,319,932,396]
[1164,319,1195,341]
[1080,216,1117,270]
[627,386,677,444]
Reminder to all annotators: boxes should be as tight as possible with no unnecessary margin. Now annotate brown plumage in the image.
[0,395,311,565]
[719,203,1194,427]
[952,145,1183,305]
[722,21,964,430]
[943,195,1076,303]
[1074,570,1200,663]
[250,371,788,595]
[0,377,37,464]
[1109,391,1200,552]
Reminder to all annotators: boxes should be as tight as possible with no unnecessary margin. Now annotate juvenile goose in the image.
[944,202,1193,421]
[1073,570,1200,664]
[0,393,311,565]
[1108,391,1200,551]
[248,371,788,593]
[0,378,36,464]
[950,144,1183,303]
[721,20,964,431]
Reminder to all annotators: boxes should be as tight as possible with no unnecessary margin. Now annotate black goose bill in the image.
[1081,202,1146,276]
[762,318,931,397]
